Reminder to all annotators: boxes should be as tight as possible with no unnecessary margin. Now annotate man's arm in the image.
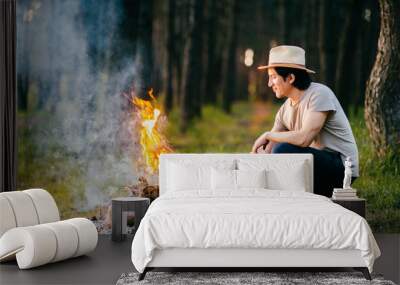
[265,111,329,147]
[263,123,287,153]
[251,119,287,154]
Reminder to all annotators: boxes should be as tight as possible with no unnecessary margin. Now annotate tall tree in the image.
[191,0,204,117]
[335,0,363,114]
[16,0,31,111]
[173,0,189,107]
[118,0,140,67]
[180,0,204,131]
[304,0,320,78]
[222,0,239,113]
[278,0,286,44]
[165,0,176,113]
[355,0,379,112]
[135,0,154,99]
[38,1,55,109]
[204,0,218,104]
[281,0,304,45]
[365,0,400,156]
[318,0,337,88]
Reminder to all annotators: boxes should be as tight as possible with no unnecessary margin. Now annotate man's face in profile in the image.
[267,68,292,99]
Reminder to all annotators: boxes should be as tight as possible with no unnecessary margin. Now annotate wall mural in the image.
[17,0,399,233]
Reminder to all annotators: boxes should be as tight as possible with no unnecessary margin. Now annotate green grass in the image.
[349,110,400,233]
[17,112,83,219]
[166,101,279,153]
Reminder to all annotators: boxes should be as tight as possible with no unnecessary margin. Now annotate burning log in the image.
[125,176,159,202]
[141,185,159,201]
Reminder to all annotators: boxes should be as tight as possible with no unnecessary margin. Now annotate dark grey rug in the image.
[116,271,396,285]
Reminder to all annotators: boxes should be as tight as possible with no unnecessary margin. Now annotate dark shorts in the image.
[271,142,347,197]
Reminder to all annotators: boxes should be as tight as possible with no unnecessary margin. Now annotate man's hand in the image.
[251,132,270,153]
[264,141,276,153]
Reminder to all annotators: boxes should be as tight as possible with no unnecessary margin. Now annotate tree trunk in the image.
[204,0,218,104]
[17,73,29,112]
[365,0,400,156]
[335,0,363,114]
[180,0,204,131]
[165,0,176,113]
[282,0,303,45]
[135,0,154,99]
[318,0,337,88]
[173,0,188,107]
[191,0,204,118]
[17,1,30,112]
[355,0,380,113]
[222,0,239,113]
[304,0,320,78]
[278,0,286,44]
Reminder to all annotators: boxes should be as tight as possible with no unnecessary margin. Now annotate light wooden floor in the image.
[0,234,398,285]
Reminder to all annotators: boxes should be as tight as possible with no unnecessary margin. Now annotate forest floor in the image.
[166,101,400,233]
[166,101,278,153]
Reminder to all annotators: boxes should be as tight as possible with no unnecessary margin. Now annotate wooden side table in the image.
[112,197,150,242]
[331,198,366,218]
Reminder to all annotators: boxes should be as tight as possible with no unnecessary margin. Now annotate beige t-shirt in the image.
[274,82,359,177]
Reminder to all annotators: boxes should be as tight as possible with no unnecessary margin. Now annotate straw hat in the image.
[258,45,315,74]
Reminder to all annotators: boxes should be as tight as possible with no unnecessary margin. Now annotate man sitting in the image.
[251,45,359,197]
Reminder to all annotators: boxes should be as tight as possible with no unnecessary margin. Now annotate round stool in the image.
[111,197,150,241]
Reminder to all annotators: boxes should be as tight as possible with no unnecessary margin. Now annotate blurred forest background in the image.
[16,0,399,232]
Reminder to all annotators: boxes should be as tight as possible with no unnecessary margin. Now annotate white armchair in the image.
[0,189,98,269]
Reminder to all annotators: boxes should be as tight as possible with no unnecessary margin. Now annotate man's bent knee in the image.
[272,143,305,154]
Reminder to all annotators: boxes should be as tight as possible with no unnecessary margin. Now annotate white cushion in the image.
[0,196,17,237]
[42,221,79,262]
[64,218,98,257]
[211,169,268,191]
[267,163,306,191]
[163,157,236,193]
[211,168,236,190]
[167,163,211,191]
[0,192,39,227]
[237,169,267,189]
[238,159,307,191]
[0,189,60,238]
[23,189,60,224]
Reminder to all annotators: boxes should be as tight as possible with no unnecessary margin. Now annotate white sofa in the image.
[0,189,98,269]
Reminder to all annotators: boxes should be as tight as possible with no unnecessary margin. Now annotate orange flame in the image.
[127,89,173,173]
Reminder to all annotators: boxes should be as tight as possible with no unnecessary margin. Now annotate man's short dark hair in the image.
[275,67,312,90]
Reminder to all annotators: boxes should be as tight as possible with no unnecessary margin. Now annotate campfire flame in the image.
[125,88,173,173]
